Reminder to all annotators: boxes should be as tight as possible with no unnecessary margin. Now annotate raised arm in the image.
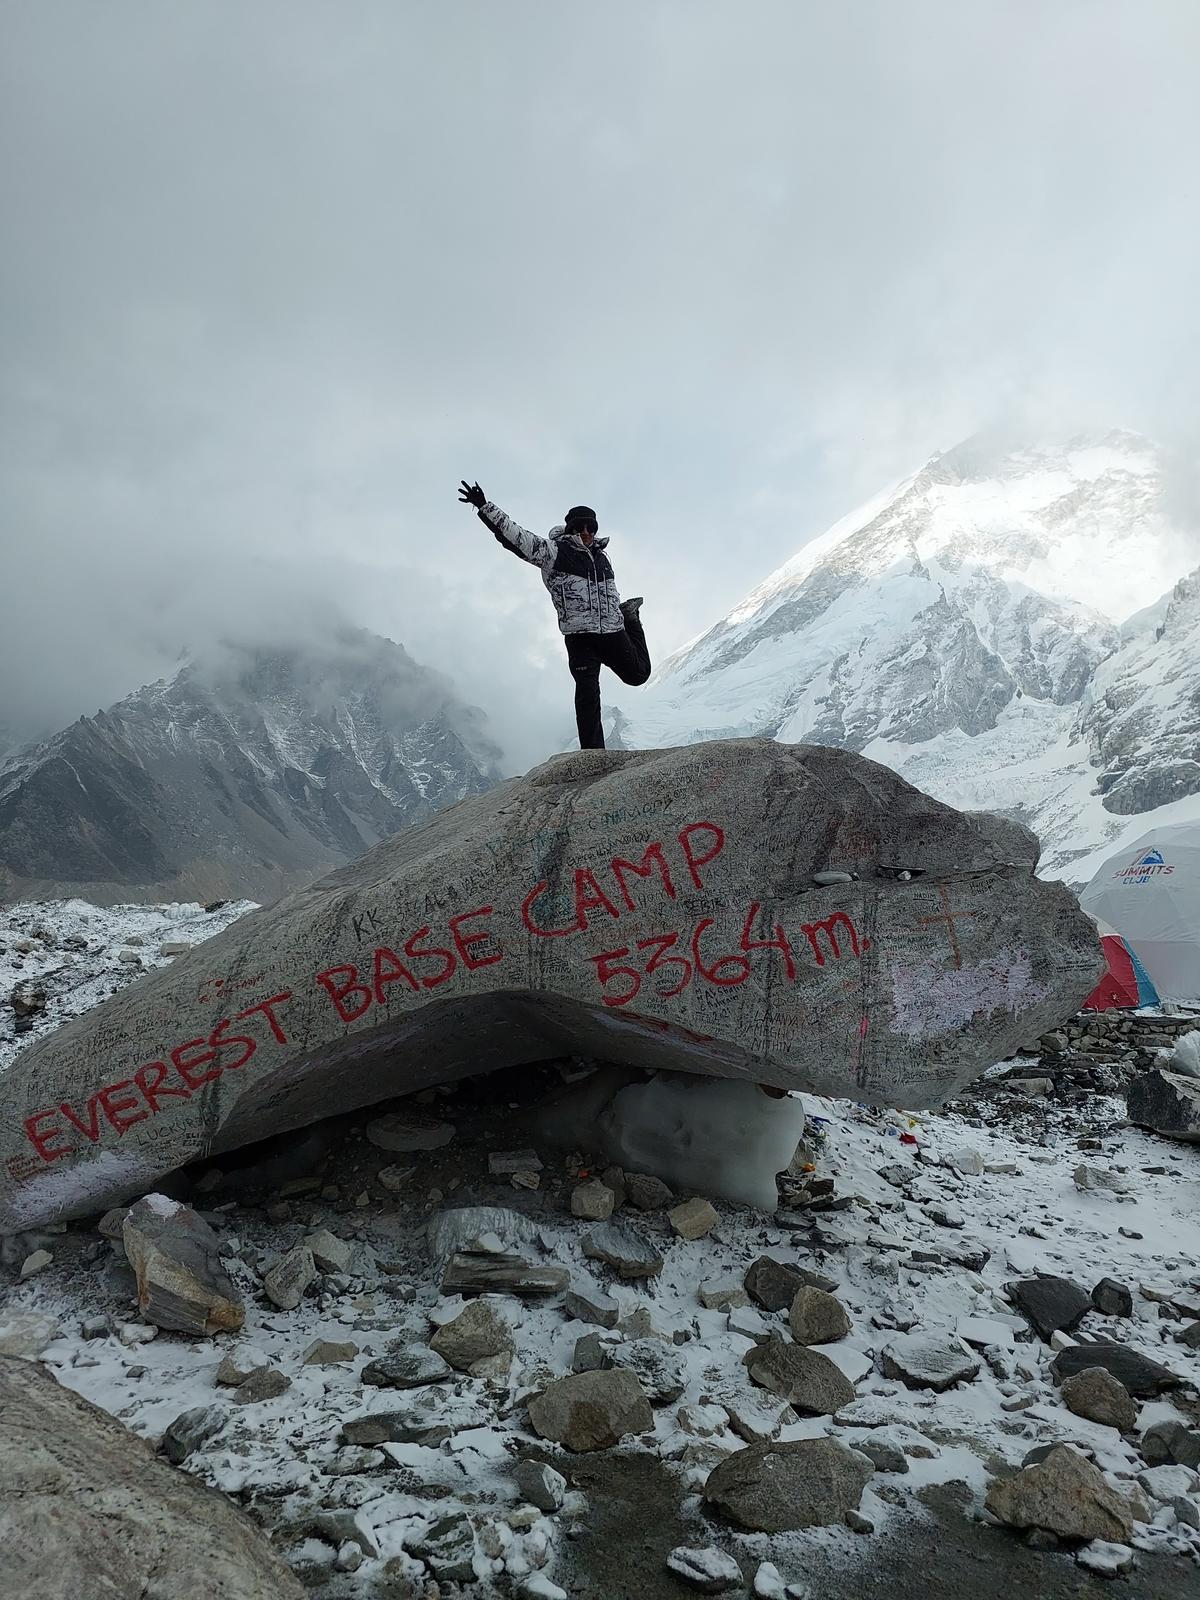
[458,479,552,566]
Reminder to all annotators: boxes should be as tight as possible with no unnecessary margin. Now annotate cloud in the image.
[2,1,1198,764]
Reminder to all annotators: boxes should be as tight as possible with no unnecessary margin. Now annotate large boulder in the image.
[0,741,1101,1230]
[0,1356,304,1600]
[1127,1069,1200,1143]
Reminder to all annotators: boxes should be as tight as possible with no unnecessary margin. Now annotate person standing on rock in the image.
[458,480,650,750]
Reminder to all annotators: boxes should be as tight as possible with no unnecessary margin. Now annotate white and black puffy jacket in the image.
[480,502,625,636]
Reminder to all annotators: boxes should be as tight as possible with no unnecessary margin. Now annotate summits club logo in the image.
[1113,846,1173,885]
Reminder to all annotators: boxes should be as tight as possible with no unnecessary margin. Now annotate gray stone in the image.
[0,1311,61,1360]
[215,1348,269,1385]
[233,1367,291,1404]
[365,1107,455,1152]
[429,1300,514,1373]
[985,1445,1134,1542]
[571,1179,616,1221]
[1091,1277,1134,1318]
[304,1229,354,1273]
[122,1196,244,1336]
[514,1459,566,1512]
[743,1340,856,1414]
[488,1148,543,1176]
[1127,1069,1200,1143]
[1010,1275,1093,1342]
[611,1338,687,1405]
[857,1435,909,1474]
[161,1404,226,1464]
[788,1286,852,1345]
[20,1248,52,1278]
[0,1357,303,1599]
[262,1246,317,1311]
[1050,1342,1181,1397]
[582,1221,664,1279]
[1060,1367,1138,1433]
[0,742,1102,1232]
[565,1278,620,1328]
[573,1330,619,1373]
[408,1512,476,1584]
[624,1173,673,1211]
[361,1344,453,1389]
[704,1437,873,1531]
[340,1411,451,1448]
[1137,1464,1199,1503]
[668,1197,718,1240]
[879,1335,980,1392]
[301,1338,359,1365]
[528,1368,654,1451]
[699,1278,749,1311]
[744,1255,836,1312]
[1139,1419,1200,1469]
[665,1546,742,1592]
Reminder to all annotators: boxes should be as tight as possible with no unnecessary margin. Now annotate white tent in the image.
[1080,822,1200,1004]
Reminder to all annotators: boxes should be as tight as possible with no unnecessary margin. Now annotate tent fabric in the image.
[1080,823,1200,1004]
[1084,931,1160,1010]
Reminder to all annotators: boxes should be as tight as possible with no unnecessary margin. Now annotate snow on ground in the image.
[2,899,1199,1596]
[0,897,257,1072]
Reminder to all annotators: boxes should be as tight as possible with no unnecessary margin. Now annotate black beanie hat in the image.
[565,505,597,529]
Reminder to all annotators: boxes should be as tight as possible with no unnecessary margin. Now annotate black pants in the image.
[565,614,651,749]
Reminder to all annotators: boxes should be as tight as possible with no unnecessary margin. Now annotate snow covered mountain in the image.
[0,629,502,904]
[612,431,1200,883]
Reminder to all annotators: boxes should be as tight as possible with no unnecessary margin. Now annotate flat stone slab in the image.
[0,740,1102,1229]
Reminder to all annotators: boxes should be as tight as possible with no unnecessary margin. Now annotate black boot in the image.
[620,596,643,624]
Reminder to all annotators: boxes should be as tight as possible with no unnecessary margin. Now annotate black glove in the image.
[458,480,486,509]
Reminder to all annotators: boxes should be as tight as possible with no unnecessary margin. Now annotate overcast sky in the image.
[2,1,1198,768]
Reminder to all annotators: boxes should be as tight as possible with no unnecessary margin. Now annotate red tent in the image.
[1083,920,1160,1011]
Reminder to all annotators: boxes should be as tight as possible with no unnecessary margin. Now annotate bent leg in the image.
[565,634,605,749]
[599,616,652,687]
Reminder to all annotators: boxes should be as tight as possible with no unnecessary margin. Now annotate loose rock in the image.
[565,1279,620,1329]
[1009,1275,1093,1342]
[985,1445,1134,1542]
[879,1335,980,1392]
[665,1546,742,1593]
[1050,1342,1180,1397]
[1091,1277,1134,1318]
[122,1196,244,1336]
[429,1300,514,1374]
[365,1107,455,1152]
[668,1197,718,1240]
[624,1173,673,1211]
[581,1221,664,1279]
[743,1340,856,1414]
[262,1245,317,1311]
[704,1437,873,1531]
[162,1404,226,1464]
[361,1344,453,1389]
[788,1286,851,1345]
[744,1255,836,1312]
[514,1459,567,1513]
[527,1368,653,1451]
[571,1179,616,1221]
[1060,1367,1138,1433]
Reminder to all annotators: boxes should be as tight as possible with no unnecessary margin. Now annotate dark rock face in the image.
[1050,1342,1182,1397]
[0,740,1102,1231]
[0,630,500,905]
[1127,1069,1200,1143]
[1010,1276,1093,1342]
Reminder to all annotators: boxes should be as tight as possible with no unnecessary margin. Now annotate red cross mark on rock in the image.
[908,882,976,970]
